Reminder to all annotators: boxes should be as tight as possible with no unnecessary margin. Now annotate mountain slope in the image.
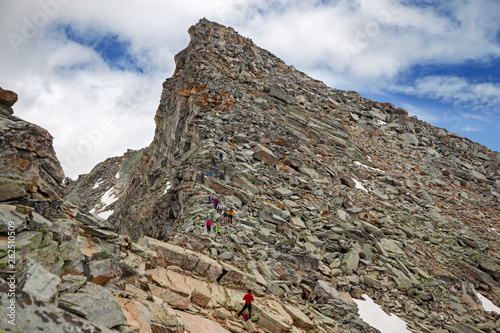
[66,18,500,332]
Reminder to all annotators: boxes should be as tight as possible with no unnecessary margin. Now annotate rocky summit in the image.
[1,18,500,333]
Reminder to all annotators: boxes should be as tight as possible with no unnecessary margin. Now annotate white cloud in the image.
[463,126,481,132]
[0,0,499,177]
[389,75,500,111]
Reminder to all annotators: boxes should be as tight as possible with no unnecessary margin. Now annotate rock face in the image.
[2,18,500,333]
[0,92,64,202]
[0,87,18,115]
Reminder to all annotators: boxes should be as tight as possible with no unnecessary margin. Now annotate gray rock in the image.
[400,133,419,146]
[267,281,285,297]
[314,280,344,304]
[341,251,360,273]
[290,216,306,229]
[0,183,26,202]
[58,274,87,294]
[58,282,126,328]
[19,259,61,302]
[274,187,293,198]
[269,85,293,104]
[0,204,27,232]
[376,238,405,256]
[0,278,113,333]
[253,143,278,166]
[88,258,122,286]
[363,274,381,289]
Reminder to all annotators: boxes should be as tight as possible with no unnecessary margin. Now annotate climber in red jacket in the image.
[236,289,254,320]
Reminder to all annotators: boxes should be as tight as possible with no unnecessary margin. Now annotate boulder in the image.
[282,304,315,329]
[177,311,231,333]
[0,87,18,107]
[291,217,306,229]
[58,282,127,328]
[138,236,223,282]
[375,238,405,257]
[314,280,350,305]
[274,187,294,198]
[149,284,190,310]
[143,302,184,333]
[19,259,61,302]
[119,299,153,333]
[341,251,360,273]
[0,204,27,232]
[0,278,113,333]
[88,258,122,285]
[253,302,293,333]
[254,143,279,166]
[190,288,211,308]
[363,274,382,290]
[58,274,87,294]
[400,133,419,146]
[0,183,26,202]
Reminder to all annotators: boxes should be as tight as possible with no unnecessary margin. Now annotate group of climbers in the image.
[202,151,225,184]
[206,193,235,236]
[202,150,234,236]
[200,151,254,326]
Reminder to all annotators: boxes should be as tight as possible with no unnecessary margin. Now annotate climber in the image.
[236,289,254,319]
[227,208,234,224]
[208,194,213,204]
[212,197,220,210]
[206,219,212,233]
[219,169,225,180]
[217,201,224,214]
[215,222,221,236]
[219,151,223,162]
[200,171,205,184]
[222,210,229,223]
[209,211,215,221]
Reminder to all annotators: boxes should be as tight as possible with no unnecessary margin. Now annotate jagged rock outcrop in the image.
[0,89,64,203]
[0,87,18,115]
[5,18,500,333]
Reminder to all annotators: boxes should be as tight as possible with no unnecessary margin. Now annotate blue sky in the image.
[1,0,499,178]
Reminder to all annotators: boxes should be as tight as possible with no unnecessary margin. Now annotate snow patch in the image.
[163,181,172,195]
[101,186,118,206]
[92,179,104,189]
[354,161,385,173]
[97,210,114,219]
[95,186,119,219]
[353,178,368,193]
[354,294,411,333]
[477,292,500,314]
[377,119,387,125]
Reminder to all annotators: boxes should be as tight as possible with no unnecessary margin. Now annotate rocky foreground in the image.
[2,18,500,333]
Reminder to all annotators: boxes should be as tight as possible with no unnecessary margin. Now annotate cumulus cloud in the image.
[0,0,499,177]
[390,75,500,111]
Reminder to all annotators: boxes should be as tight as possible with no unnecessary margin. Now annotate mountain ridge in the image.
[1,18,499,333]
